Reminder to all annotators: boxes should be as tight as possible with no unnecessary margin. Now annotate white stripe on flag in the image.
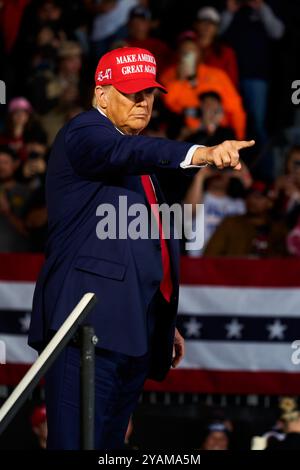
[179,286,300,317]
[0,334,38,363]
[0,282,35,310]
[180,341,299,372]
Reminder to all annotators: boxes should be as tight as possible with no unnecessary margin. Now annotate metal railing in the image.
[0,293,98,449]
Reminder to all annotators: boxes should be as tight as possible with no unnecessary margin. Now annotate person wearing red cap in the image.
[29,46,254,450]
[30,404,47,449]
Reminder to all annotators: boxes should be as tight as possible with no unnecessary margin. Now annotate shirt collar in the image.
[96,107,124,135]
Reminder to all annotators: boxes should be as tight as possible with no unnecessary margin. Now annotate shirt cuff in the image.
[180,145,207,169]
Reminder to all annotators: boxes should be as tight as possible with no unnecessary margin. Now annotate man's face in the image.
[0,153,17,182]
[60,55,82,75]
[100,86,155,135]
[195,20,218,40]
[287,150,300,177]
[128,17,151,40]
[202,431,229,450]
[246,192,272,215]
[11,109,30,126]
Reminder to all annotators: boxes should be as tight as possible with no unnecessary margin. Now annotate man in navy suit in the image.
[28,46,254,449]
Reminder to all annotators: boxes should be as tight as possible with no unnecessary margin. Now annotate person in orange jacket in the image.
[161,36,246,140]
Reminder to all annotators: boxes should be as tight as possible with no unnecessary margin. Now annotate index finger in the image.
[236,139,256,150]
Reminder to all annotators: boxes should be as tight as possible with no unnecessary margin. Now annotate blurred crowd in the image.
[26,396,300,450]
[1,0,300,256]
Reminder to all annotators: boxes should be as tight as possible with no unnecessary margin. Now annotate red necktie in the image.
[141,175,173,302]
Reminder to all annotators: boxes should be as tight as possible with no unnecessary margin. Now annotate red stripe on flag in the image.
[0,254,44,281]
[2,364,300,394]
[145,369,300,394]
[1,253,300,287]
[0,364,44,387]
[180,257,300,287]
[0,364,30,386]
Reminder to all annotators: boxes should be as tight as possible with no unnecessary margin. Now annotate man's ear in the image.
[95,86,109,109]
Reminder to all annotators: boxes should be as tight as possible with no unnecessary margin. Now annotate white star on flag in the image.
[184,317,202,338]
[266,319,287,340]
[225,318,244,339]
[19,312,31,333]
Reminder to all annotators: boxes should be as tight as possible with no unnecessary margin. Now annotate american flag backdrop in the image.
[146,257,300,394]
[1,254,300,394]
[0,254,41,385]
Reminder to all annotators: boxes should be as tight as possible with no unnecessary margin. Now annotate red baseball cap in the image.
[30,404,47,428]
[95,47,167,94]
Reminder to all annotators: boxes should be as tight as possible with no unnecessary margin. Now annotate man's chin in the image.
[130,119,149,133]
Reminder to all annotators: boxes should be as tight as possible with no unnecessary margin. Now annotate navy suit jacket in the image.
[28,108,194,380]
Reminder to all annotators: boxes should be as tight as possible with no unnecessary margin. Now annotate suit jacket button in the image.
[159,159,170,165]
